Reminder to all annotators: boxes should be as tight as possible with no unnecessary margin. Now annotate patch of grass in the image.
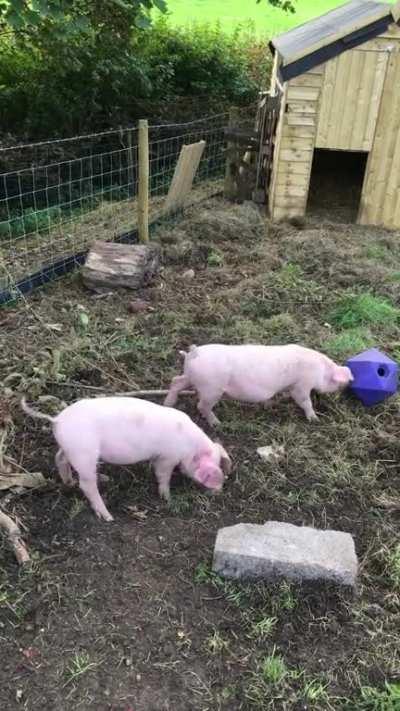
[246,648,292,707]
[261,649,288,685]
[364,244,392,262]
[164,0,342,35]
[263,312,298,336]
[206,630,229,655]
[349,682,400,710]
[65,652,98,685]
[0,206,63,239]
[302,678,329,704]
[69,497,85,519]
[386,544,400,591]
[112,334,174,364]
[0,582,28,621]
[274,581,297,613]
[274,262,305,289]
[207,248,224,267]
[193,562,251,607]
[329,293,400,330]
[168,491,194,515]
[249,616,278,641]
[194,561,216,585]
[325,327,375,360]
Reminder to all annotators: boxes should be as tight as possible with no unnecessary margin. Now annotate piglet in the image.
[21,396,231,522]
[164,343,353,426]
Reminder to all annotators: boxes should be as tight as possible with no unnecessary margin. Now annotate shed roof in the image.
[270,0,400,81]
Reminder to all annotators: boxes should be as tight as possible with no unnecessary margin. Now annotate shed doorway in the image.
[307,148,368,223]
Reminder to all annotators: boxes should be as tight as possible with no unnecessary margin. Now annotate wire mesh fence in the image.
[0,113,229,304]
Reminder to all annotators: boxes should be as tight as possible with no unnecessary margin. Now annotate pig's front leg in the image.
[154,457,176,501]
[164,375,190,408]
[290,385,318,421]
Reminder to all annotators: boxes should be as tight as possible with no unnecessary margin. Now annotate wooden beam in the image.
[164,140,206,213]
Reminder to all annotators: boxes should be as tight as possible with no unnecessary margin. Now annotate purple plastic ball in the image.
[346,348,398,407]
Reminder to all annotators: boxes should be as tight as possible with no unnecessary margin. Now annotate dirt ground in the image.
[1,198,400,710]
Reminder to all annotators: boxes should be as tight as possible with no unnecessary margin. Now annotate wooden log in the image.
[82,241,159,292]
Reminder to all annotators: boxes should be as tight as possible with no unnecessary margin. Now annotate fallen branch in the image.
[45,382,196,398]
[114,389,195,397]
[0,509,30,565]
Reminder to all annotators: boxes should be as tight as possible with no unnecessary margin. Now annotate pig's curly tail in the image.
[21,397,55,424]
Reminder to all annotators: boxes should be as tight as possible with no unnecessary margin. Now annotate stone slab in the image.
[212,521,357,587]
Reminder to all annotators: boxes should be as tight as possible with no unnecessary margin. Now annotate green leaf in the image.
[78,311,89,329]
[111,0,132,10]
[5,10,25,29]
[135,13,151,29]
[153,0,167,12]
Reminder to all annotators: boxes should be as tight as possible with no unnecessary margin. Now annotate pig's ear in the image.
[214,441,232,477]
[332,366,353,385]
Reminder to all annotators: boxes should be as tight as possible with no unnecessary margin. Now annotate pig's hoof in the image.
[96,510,114,522]
[307,413,318,422]
[208,416,221,428]
[63,480,76,488]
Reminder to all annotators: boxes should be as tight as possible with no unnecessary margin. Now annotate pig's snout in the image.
[327,364,354,392]
[192,460,224,492]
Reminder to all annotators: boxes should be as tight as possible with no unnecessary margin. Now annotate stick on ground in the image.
[0,509,30,564]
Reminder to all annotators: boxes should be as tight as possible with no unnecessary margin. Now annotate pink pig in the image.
[164,344,353,426]
[21,396,231,522]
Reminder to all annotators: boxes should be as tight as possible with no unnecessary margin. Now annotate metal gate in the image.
[223,90,282,205]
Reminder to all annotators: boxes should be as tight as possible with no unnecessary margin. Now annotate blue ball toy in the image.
[346,348,399,407]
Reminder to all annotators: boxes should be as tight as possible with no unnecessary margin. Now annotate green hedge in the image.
[0,20,271,139]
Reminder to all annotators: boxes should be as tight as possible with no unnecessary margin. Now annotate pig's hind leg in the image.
[290,385,318,421]
[55,448,75,487]
[67,449,114,522]
[164,375,190,407]
[197,392,223,427]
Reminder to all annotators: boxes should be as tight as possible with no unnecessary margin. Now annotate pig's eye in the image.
[377,366,388,377]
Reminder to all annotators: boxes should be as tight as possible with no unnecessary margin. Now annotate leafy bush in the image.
[138,19,265,104]
[0,20,268,139]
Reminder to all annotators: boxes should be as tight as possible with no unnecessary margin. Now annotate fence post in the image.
[138,119,149,243]
[224,107,239,200]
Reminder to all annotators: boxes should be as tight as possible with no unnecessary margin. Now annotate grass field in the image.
[162,0,346,35]
[1,198,400,709]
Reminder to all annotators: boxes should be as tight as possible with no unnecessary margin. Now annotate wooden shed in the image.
[266,0,400,228]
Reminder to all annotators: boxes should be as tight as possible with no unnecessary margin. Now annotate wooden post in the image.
[138,119,149,243]
[224,107,239,200]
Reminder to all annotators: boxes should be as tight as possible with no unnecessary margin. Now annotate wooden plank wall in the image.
[358,49,400,228]
[269,66,324,221]
[316,49,388,151]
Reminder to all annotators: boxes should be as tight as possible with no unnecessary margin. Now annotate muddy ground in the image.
[0,199,400,710]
